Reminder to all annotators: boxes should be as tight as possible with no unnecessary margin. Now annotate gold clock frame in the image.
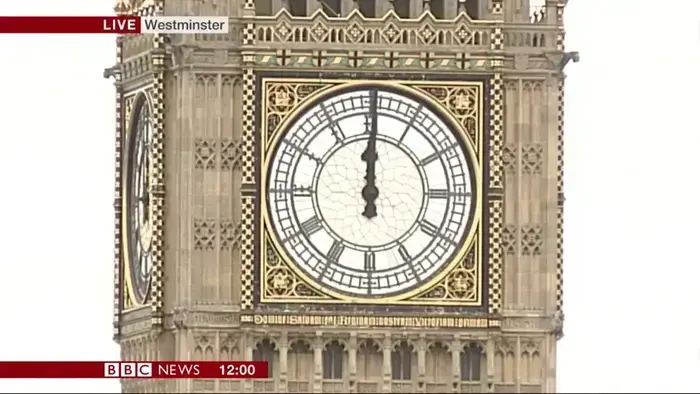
[121,90,156,310]
[256,77,486,307]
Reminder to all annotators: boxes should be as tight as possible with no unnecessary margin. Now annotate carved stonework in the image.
[521,144,543,174]
[263,81,329,144]
[193,219,217,250]
[262,234,328,302]
[413,84,480,148]
[503,144,517,174]
[220,139,243,170]
[521,226,543,256]
[220,220,243,250]
[502,225,517,255]
[416,249,479,304]
[194,139,217,170]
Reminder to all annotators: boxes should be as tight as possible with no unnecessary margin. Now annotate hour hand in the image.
[361,89,379,219]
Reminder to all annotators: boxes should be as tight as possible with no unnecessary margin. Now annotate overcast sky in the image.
[0,0,699,393]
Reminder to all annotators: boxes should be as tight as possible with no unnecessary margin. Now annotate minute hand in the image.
[361,89,379,219]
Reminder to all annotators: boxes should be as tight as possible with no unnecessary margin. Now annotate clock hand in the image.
[361,88,379,219]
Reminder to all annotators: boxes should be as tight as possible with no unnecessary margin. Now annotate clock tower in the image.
[108,0,573,392]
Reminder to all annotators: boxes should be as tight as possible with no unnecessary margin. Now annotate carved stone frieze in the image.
[501,225,543,256]
[193,218,243,251]
[194,138,244,170]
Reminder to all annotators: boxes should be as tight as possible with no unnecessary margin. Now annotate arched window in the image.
[357,340,382,380]
[322,340,344,379]
[460,343,482,381]
[288,341,313,380]
[426,342,451,382]
[391,341,413,380]
[253,339,276,377]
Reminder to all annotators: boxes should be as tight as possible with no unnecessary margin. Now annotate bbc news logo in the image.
[104,362,152,378]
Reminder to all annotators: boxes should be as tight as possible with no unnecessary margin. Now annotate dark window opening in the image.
[393,0,410,18]
[460,343,481,382]
[253,339,276,376]
[357,0,375,17]
[430,0,445,19]
[466,0,480,20]
[322,341,344,379]
[391,342,412,380]
[255,0,273,15]
[289,0,307,16]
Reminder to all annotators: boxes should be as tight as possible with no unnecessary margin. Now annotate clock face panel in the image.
[265,86,477,298]
[125,97,154,304]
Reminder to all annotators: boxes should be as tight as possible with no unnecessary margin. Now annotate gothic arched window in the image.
[391,341,413,380]
[460,343,482,381]
[253,339,276,377]
[322,340,344,379]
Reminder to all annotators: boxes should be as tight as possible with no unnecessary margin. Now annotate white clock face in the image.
[126,98,153,304]
[266,86,475,298]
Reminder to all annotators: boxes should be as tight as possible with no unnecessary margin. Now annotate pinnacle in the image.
[114,0,132,13]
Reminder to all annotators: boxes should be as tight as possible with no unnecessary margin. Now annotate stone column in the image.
[382,335,392,392]
[279,332,288,392]
[486,337,495,393]
[417,336,426,377]
[242,331,254,393]
[417,336,426,393]
[349,333,357,377]
[313,333,324,392]
[451,338,461,384]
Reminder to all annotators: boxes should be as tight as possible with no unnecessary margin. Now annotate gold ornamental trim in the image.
[258,77,485,306]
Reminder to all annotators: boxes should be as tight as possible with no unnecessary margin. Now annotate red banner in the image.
[0,16,140,34]
[0,361,268,379]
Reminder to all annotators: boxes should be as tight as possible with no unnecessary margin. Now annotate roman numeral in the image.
[282,139,321,162]
[428,189,449,199]
[419,220,439,237]
[270,186,314,197]
[420,143,459,166]
[300,216,323,235]
[327,241,345,262]
[427,189,472,199]
[321,103,346,143]
[420,152,440,165]
[364,251,376,271]
[399,105,423,142]
[398,244,411,262]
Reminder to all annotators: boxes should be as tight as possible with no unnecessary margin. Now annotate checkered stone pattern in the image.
[556,77,565,315]
[488,200,504,315]
[556,28,565,51]
[489,74,504,190]
[241,197,255,310]
[488,69,504,315]
[490,27,503,51]
[491,0,503,14]
[244,0,255,9]
[556,3,565,24]
[241,69,256,184]
[113,36,124,340]
[149,31,166,327]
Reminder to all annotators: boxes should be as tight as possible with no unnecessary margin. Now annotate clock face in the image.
[265,86,476,298]
[125,98,153,304]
